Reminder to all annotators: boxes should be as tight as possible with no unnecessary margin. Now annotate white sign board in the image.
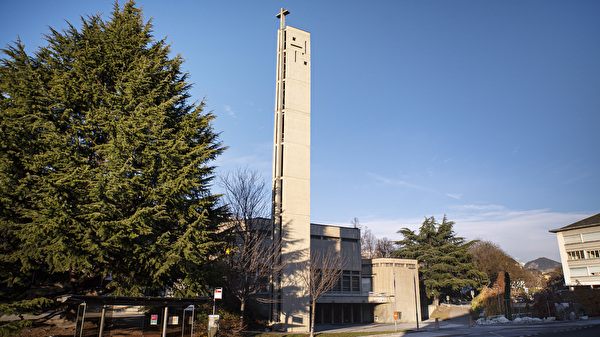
[208,314,220,329]
[214,287,223,299]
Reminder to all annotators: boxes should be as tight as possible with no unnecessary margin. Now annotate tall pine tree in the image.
[394,216,487,305]
[0,0,225,312]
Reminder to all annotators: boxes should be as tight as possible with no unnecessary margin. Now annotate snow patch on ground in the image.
[476,316,559,325]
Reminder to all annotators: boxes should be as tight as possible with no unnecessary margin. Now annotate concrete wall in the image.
[311,224,361,271]
[272,23,311,332]
[363,258,421,323]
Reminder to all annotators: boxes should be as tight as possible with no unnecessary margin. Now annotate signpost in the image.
[212,287,222,315]
[393,311,401,331]
[209,287,222,337]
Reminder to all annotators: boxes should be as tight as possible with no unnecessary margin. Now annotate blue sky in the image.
[2,1,599,263]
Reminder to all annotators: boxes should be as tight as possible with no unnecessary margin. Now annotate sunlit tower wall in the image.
[271,8,311,332]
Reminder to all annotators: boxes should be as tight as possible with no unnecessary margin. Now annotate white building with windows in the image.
[550,213,600,287]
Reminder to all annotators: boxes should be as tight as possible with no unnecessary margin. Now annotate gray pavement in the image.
[316,317,600,337]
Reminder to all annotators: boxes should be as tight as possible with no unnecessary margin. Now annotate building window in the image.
[588,250,600,259]
[342,274,351,292]
[328,271,362,294]
[567,250,585,260]
[351,274,360,292]
[332,277,341,292]
[341,237,359,243]
[361,277,372,292]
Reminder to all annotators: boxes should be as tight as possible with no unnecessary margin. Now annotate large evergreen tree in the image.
[393,216,487,305]
[0,0,225,313]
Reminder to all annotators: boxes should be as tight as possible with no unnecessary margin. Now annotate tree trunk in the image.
[309,299,316,337]
[240,299,245,327]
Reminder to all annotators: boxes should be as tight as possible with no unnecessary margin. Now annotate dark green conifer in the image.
[0,0,225,313]
[394,216,487,305]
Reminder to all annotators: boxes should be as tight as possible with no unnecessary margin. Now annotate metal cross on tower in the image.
[276,8,290,29]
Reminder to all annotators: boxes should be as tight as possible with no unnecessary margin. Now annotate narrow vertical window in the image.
[280,144,284,176]
[281,113,285,141]
[282,52,286,79]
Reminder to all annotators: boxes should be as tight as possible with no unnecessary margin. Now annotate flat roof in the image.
[64,295,210,306]
[310,222,356,229]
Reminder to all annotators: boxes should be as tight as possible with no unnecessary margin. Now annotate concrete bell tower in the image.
[271,8,311,332]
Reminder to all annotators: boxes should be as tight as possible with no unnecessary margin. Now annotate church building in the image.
[269,9,421,332]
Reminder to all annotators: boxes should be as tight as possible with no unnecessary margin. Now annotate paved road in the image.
[535,324,600,337]
[315,304,600,337]
[316,319,600,337]
[416,321,600,337]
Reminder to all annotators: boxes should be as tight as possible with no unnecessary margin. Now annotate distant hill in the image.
[525,257,561,273]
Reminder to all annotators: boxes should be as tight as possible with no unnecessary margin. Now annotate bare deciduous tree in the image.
[223,222,283,326]
[356,219,397,259]
[219,167,283,327]
[469,240,526,284]
[361,226,378,259]
[220,167,269,231]
[300,248,347,337]
[375,237,397,258]
[469,240,543,290]
[351,217,361,229]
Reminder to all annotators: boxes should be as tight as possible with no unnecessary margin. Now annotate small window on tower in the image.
[292,37,296,41]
